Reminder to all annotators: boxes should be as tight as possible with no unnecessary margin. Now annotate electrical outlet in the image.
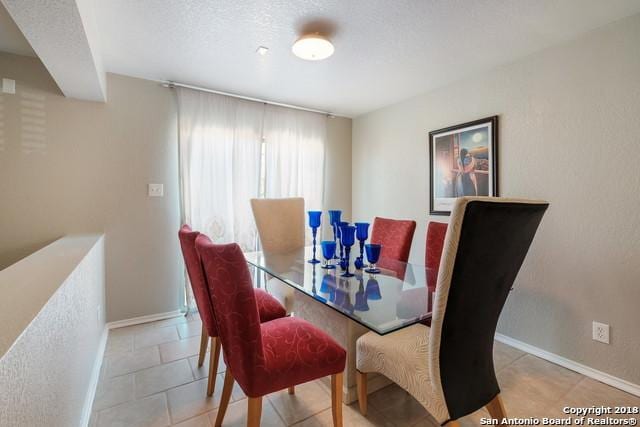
[148,183,164,197]
[592,321,610,344]
[2,78,15,94]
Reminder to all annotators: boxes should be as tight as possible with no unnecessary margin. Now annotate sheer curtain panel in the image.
[177,88,326,309]
[178,88,263,308]
[263,104,326,237]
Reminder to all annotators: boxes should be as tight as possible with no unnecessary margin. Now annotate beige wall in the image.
[0,53,182,322]
[324,116,353,227]
[352,14,640,384]
[0,52,353,322]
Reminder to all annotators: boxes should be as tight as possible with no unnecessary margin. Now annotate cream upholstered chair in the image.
[356,197,549,426]
[250,197,305,312]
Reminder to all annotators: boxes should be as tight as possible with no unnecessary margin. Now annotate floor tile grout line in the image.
[162,392,172,426]
[265,397,290,426]
[495,351,528,373]
[94,390,169,417]
[103,345,163,379]
[546,374,588,409]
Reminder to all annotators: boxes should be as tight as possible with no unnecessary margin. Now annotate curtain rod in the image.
[161,80,337,118]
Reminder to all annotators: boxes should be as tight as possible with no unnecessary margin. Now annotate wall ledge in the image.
[0,234,104,359]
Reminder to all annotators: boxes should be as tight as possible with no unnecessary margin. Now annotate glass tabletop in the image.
[244,246,437,335]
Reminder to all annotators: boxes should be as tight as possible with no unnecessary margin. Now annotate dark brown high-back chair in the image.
[356,197,548,425]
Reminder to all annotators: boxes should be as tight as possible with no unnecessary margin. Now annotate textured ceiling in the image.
[2,0,106,101]
[0,2,34,57]
[4,1,640,116]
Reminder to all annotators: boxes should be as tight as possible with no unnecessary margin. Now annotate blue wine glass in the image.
[337,221,349,265]
[354,277,369,312]
[365,243,382,274]
[340,225,356,277]
[320,241,336,269]
[365,277,382,300]
[328,210,342,259]
[307,211,322,264]
[354,222,370,269]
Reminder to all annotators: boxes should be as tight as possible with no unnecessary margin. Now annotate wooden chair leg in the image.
[247,397,263,427]
[356,370,367,415]
[288,386,295,394]
[214,369,234,427]
[207,337,222,396]
[485,393,507,420]
[331,373,343,427]
[197,326,208,367]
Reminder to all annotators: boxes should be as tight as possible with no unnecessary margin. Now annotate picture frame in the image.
[429,116,499,215]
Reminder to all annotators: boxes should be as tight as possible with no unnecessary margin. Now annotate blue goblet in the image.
[340,225,356,278]
[320,241,336,269]
[355,289,370,312]
[307,211,322,264]
[328,210,342,259]
[354,222,370,269]
[320,273,333,293]
[365,277,382,300]
[365,243,382,274]
[337,221,349,266]
[354,277,369,312]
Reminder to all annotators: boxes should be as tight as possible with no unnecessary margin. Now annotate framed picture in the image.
[429,116,498,215]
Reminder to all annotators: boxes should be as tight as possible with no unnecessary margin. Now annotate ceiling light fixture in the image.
[292,34,334,61]
[256,46,269,56]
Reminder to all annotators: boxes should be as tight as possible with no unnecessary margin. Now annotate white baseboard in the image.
[80,326,109,427]
[106,310,184,330]
[495,333,640,397]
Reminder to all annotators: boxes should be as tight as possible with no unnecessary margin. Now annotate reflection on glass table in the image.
[245,246,437,335]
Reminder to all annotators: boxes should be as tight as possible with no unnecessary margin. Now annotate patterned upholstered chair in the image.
[425,221,448,284]
[356,197,548,425]
[370,217,417,272]
[396,221,448,323]
[178,225,287,396]
[250,197,306,312]
[195,236,347,427]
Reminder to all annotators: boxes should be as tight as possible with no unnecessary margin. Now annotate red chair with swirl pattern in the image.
[370,217,417,275]
[370,217,417,262]
[178,225,287,397]
[195,235,347,427]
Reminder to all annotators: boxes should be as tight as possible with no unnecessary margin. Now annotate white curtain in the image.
[264,105,326,244]
[177,88,326,309]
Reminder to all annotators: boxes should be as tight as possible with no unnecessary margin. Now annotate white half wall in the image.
[0,235,106,427]
[352,14,640,385]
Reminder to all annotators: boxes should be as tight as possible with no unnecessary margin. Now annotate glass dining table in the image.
[245,246,437,335]
[245,245,437,402]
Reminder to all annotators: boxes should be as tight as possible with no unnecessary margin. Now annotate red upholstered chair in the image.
[425,221,448,285]
[195,236,347,427]
[178,225,287,396]
[370,217,417,267]
[395,221,448,323]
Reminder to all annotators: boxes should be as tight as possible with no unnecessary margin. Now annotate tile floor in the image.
[91,314,640,427]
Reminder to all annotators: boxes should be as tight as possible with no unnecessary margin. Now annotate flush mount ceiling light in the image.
[292,34,334,61]
[256,46,269,56]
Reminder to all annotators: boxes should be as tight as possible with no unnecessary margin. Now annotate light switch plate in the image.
[2,78,16,94]
[148,183,164,197]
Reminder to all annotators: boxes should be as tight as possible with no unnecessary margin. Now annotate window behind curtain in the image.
[177,88,326,310]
